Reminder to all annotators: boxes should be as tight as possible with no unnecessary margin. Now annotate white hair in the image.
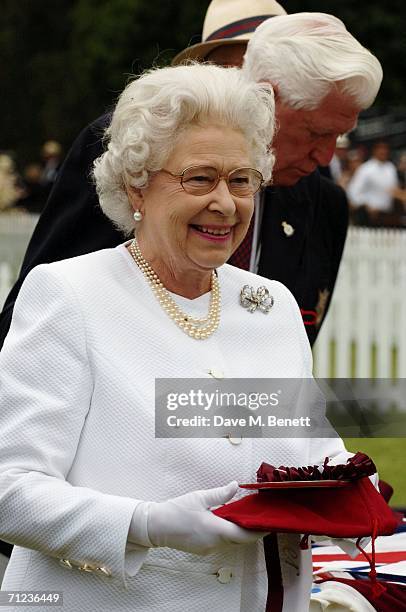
[93,64,275,234]
[243,12,383,110]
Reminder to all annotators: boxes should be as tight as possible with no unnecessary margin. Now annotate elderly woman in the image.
[0,64,350,611]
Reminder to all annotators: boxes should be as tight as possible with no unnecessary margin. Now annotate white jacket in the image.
[0,244,350,611]
[347,158,398,211]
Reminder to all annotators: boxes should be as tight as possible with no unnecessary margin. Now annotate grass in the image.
[344,438,406,508]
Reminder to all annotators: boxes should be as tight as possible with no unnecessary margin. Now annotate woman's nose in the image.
[208,178,237,215]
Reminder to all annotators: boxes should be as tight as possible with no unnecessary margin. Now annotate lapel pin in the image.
[282,221,295,237]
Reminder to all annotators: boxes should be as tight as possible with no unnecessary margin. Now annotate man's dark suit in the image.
[260,171,348,346]
[0,115,348,559]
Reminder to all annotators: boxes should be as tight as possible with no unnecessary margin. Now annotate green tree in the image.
[0,0,404,166]
[0,0,73,163]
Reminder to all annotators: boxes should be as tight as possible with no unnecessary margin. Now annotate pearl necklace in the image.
[129,238,221,340]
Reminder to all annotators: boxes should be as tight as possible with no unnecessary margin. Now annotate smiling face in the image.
[128,124,254,293]
[272,89,361,186]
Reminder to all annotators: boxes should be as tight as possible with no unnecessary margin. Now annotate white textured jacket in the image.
[0,244,350,611]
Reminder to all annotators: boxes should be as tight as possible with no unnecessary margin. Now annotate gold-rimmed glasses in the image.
[160,165,263,197]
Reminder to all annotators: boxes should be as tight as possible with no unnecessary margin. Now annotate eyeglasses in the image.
[160,165,263,197]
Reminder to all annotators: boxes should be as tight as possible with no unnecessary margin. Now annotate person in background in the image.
[392,152,406,223]
[338,149,363,192]
[347,140,399,226]
[0,154,21,212]
[324,134,350,184]
[40,140,63,200]
[396,152,406,189]
[14,163,47,214]
[0,2,383,351]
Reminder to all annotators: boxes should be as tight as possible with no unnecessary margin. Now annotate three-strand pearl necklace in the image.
[129,238,221,340]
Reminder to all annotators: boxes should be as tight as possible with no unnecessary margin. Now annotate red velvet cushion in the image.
[213,477,400,538]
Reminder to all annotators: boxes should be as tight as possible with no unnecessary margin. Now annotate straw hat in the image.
[172,0,286,65]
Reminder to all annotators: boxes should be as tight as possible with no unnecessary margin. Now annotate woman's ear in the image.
[258,80,279,104]
[126,185,144,212]
[271,83,279,101]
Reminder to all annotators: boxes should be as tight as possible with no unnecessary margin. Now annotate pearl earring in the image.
[133,210,143,223]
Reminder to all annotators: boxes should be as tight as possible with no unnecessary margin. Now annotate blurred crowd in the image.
[0,140,63,215]
[321,137,406,228]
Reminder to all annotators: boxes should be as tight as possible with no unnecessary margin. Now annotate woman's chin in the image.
[186,242,234,271]
[189,251,232,271]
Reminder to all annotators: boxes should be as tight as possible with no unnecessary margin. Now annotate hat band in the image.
[206,14,274,42]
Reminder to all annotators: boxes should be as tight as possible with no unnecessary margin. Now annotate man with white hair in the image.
[242,13,381,184]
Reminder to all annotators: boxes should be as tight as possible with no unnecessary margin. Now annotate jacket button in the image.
[209,368,224,379]
[95,566,112,578]
[226,434,242,445]
[216,567,233,583]
[78,563,95,573]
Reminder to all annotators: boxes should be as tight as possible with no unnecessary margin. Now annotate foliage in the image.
[0,0,404,167]
[344,438,406,506]
[0,0,208,165]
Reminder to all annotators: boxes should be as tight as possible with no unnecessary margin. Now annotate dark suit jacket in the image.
[0,114,348,353]
[259,173,348,346]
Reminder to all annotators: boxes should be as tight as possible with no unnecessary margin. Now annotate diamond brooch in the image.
[240,285,274,314]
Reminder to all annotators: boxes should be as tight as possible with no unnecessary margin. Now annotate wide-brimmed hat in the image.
[172,0,286,65]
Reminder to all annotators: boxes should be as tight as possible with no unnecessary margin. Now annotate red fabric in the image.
[316,578,406,612]
[214,456,401,610]
[213,478,400,538]
[378,479,394,503]
[228,211,255,270]
[214,477,401,607]
[314,550,406,564]
[257,452,376,483]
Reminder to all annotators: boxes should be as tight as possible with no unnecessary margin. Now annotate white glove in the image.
[128,481,268,555]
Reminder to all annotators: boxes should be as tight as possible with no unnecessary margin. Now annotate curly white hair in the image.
[93,63,275,234]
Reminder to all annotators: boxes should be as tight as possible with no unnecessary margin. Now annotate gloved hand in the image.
[129,481,268,555]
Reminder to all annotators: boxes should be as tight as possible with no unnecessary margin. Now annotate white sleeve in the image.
[277,281,313,377]
[0,264,148,589]
[347,165,369,206]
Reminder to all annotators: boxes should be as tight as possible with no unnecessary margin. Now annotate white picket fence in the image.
[0,217,405,377]
[313,228,406,378]
[0,213,39,307]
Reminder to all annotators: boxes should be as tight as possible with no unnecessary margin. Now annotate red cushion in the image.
[213,477,400,538]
